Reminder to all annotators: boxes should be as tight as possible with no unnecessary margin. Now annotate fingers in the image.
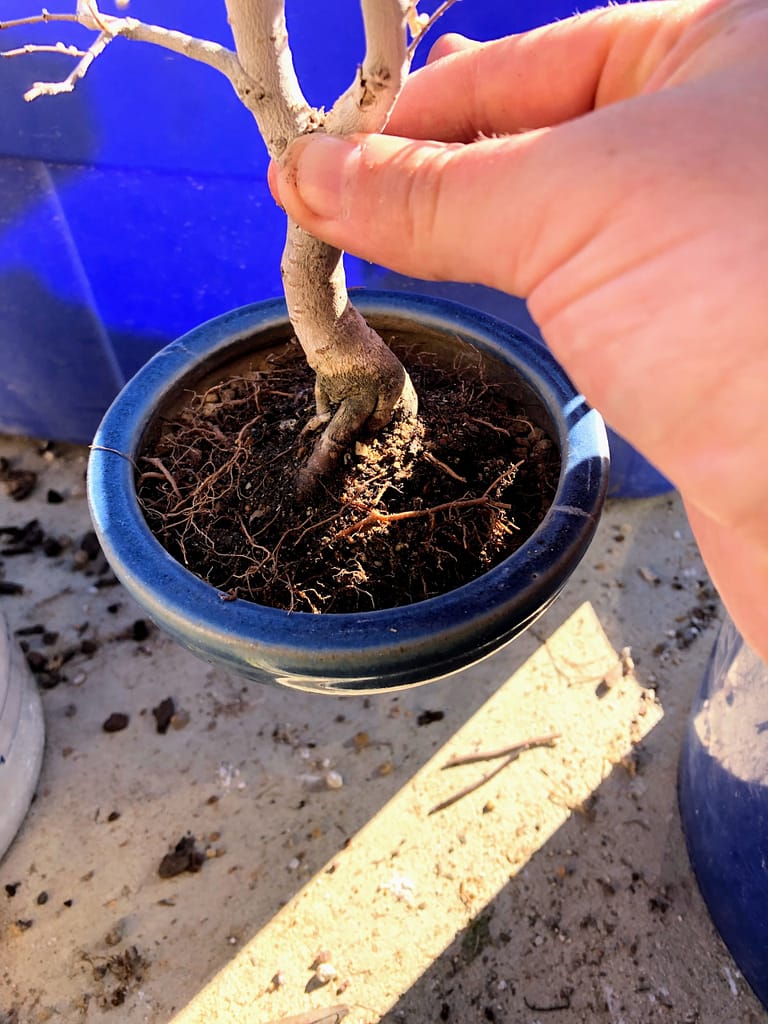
[269,68,768,537]
[270,130,542,292]
[269,110,636,297]
[386,2,681,143]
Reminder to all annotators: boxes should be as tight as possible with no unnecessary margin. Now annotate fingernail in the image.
[285,134,360,220]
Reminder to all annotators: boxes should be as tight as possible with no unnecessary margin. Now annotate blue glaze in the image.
[678,614,768,1009]
[88,293,608,693]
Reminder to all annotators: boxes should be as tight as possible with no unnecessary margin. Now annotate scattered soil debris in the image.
[0,458,37,501]
[20,630,105,690]
[0,519,44,556]
[102,713,130,734]
[417,709,445,727]
[104,920,125,947]
[152,697,176,734]
[674,582,720,648]
[0,518,72,563]
[130,619,151,642]
[137,339,559,613]
[81,945,148,1010]
[461,908,495,963]
[158,835,205,878]
[80,531,101,558]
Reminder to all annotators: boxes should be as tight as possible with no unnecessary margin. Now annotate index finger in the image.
[388,1,692,141]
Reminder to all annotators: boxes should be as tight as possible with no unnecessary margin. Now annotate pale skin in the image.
[270,0,768,662]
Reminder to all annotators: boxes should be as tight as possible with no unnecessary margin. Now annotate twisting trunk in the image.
[2,0,432,492]
[225,0,418,492]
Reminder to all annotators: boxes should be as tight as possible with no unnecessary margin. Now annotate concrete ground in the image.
[1,432,766,1024]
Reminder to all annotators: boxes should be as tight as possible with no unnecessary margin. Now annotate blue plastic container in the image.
[678,614,768,1009]
[1,1,661,496]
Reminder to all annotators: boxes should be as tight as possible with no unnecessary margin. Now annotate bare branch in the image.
[23,30,111,100]
[0,13,81,31]
[2,0,424,487]
[407,0,462,57]
[224,0,314,157]
[2,6,250,105]
[1,42,87,59]
[326,0,412,136]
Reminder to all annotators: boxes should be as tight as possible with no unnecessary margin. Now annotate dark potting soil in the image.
[136,339,560,613]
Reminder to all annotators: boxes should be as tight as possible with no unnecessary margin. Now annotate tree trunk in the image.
[225,0,418,491]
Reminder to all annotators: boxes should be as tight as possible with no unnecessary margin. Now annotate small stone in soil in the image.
[102,712,130,733]
[417,709,445,727]
[42,537,63,557]
[78,531,102,561]
[1,518,44,555]
[152,697,176,734]
[1,466,37,501]
[158,835,205,878]
[131,619,150,642]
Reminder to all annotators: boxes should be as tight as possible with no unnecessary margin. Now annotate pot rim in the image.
[87,291,608,690]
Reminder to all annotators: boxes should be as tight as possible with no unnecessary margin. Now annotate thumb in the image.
[270,130,558,296]
[423,31,480,63]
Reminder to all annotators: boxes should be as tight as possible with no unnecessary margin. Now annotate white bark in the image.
[226,0,418,490]
[4,1,422,490]
[326,0,411,135]
[223,0,315,156]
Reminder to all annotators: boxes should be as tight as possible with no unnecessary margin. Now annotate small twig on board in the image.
[262,1005,349,1024]
[442,732,561,768]
[428,732,561,815]
[429,753,518,815]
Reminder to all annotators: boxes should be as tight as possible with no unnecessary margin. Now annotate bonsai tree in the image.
[1,0,451,493]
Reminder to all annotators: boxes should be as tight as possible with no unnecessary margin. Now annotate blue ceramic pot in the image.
[87,292,609,694]
[678,614,768,1009]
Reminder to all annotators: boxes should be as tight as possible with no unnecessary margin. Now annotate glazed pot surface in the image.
[88,292,609,693]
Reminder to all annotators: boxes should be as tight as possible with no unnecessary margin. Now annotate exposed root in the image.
[136,339,560,613]
[296,364,418,500]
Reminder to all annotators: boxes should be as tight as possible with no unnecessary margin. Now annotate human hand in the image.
[270,0,768,658]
